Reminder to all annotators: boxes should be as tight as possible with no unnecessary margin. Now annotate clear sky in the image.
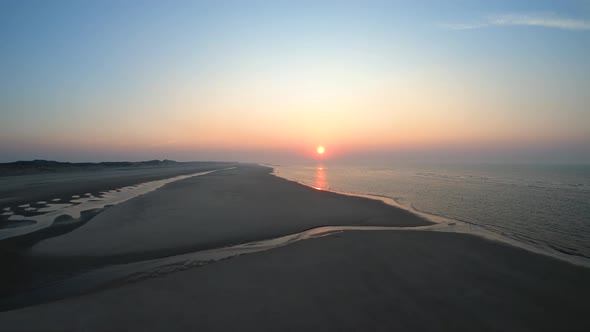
[1,0,589,163]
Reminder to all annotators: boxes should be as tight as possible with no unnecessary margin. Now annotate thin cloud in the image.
[491,14,590,30]
[440,23,488,30]
[442,14,590,31]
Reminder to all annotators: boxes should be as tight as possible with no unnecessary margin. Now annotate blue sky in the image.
[1,0,589,163]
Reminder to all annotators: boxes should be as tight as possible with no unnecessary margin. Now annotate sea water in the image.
[274,163,590,262]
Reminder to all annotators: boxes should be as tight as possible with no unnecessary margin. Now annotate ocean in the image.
[273,163,590,264]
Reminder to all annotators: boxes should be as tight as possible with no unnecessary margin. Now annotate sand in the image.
[0,164,589,331]
[1,231,590,331]
[0,162,236,208]
[30,165,430,258]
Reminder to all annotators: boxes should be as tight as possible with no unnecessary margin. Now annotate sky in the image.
[1,0,589,163]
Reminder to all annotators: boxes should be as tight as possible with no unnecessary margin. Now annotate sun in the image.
[317,146,325,154]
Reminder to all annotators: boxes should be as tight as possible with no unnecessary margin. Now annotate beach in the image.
[0,161,236,208]
[4,0,590,330]
[0,165,589,331]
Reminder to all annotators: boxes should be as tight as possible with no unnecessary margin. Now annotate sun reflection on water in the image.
[314,164,328,190]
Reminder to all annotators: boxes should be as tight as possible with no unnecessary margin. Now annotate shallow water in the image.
[0,169,230,240]
[274,163,590,263]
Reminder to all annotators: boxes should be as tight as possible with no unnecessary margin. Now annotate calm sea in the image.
[274,163,590,262]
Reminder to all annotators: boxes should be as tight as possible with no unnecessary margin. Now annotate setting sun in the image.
[317,146,325,154]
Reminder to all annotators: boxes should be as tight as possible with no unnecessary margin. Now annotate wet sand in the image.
[0,161,236,208]
[1,165,589,331]
[30,165,430,258]
[2,231,590,331]
[0,165,429,301]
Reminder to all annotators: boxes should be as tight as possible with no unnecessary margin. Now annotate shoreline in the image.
[0,168,229,242]
[0,165,431,303]
[0,164,589,330]
[26,165,431,258]
[269,166,590,268]
[0,161,238,209]
[0,163,240,246]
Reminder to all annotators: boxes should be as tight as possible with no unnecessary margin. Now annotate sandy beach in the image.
[30,165,430,258]
[0,161,236,208]
[4,1,590,330]
[0,165,589,331]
